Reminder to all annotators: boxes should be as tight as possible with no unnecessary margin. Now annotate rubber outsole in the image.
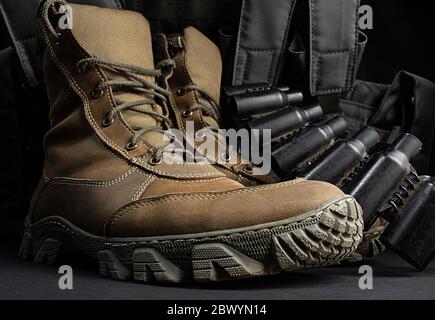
[19,196,363,283]
[345,221,387,263]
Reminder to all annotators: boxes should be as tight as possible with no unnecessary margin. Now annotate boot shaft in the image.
[154,28,277,184]
[38,1,222,181]
[154,27,222,134]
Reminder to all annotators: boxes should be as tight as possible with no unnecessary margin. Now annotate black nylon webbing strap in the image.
[231,0,361,94]
[232,0,297,86]
[0,0,40,87]
[309,0,360,95]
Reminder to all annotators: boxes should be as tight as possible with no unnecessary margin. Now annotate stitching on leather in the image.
[33,210,323,244]
[134,157,223,178]
[41,23,221,179]
[132,175,156,201]
[180,38,207,130]
[217,164,255,185]
[43,27,137,154]
[180,35,209,130]
[157,177,228,184]
[107,179,306,232]
[94,134,131,165]
[66,30,137,142]
[32,167,148,220]
[41,168,137,189]
[37,221,84,240]
[171,52,187,132]
[109,211,321,244]
[40,24,127,156]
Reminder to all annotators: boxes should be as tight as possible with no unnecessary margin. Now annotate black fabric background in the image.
[358,0,435,84]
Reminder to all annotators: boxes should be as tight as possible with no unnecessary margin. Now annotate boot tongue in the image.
[183,27,222,130]
[70,4,163,143]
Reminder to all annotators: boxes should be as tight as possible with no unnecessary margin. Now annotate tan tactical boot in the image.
[19,0,363,284]
[154,28,380,263]
[154,27,272,186]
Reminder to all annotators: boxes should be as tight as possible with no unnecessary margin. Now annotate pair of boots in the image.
[19,0,363,283]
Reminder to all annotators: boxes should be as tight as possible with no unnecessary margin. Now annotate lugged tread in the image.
[34,239,61,265]
[292,229,320,252]
[98,250,131,281]
[274,198,363,271]
[19,196,363,284]
[192,243,269,281]
[133,248,188,283]
[18,233,33,261]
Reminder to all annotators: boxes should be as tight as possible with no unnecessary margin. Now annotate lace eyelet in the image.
[75,63,86,74]
[244,165,253,173]
[102,115,114,127]
[125,141,138,151]
[195,130,206,139]
[182,110,193,118]
[91,87,104,98]
[149,157,163,166]
[176,88,186,96]
[221,152,232,162]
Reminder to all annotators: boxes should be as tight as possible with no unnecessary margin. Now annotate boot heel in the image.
[18,231,62,265]
[18,232,33,261]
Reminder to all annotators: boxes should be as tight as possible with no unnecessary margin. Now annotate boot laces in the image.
[178,84,221,127]
[177,86,254,171]
[77,58,176,158]
[42,0,175,161]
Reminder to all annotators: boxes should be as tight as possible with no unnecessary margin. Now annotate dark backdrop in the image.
[358,0,435,84]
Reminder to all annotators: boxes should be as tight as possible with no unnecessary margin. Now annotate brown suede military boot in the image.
[153,27,272,186]
[154,28,381,263]
[19,0,363,284]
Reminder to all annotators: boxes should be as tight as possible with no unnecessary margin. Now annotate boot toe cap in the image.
[105,179,347,238]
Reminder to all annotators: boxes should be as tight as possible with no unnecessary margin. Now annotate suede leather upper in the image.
[29,1,345,238]
[155,27,276,185]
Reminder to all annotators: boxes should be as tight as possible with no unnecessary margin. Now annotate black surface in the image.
[0,244,434,300]
[359,0,435,84]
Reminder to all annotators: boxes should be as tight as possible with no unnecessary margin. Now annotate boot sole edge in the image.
[19,195,363,283]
